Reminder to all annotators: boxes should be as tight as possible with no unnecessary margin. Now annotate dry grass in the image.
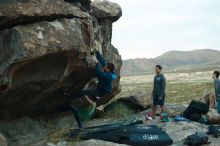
[116,71,215,105]
[165,82,213,103]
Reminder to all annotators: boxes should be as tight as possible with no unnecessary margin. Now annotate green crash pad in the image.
[78,104,96,121]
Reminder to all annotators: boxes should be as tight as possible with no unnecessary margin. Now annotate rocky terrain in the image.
[44,104,220,146]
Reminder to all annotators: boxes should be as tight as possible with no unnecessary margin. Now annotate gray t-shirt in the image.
[153,74,166,97]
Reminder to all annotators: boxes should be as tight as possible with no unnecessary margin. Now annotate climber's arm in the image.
[96,51,107,67]
[95,63,112,80]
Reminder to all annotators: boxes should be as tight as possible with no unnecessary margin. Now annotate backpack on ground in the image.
[207,125,220,138]
[183,100,209,122]
[184,132,210,146]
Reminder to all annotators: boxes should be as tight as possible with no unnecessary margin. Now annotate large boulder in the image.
[91,0,122,22]
[0,0,122,118]
[104,96,148,113]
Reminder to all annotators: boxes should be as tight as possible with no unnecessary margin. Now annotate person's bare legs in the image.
[152,105,157,119]
[160,105,165,113]
[85,96,96,106]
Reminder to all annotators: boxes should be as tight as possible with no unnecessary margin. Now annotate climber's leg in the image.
[69,104,83,128]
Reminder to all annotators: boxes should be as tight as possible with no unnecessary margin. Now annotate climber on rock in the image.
[44,50,117,100]
[46,50,116,128]
[69,50,117,101]
[67,50,116,128]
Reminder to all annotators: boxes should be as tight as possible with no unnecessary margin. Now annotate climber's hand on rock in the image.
[90,51,96,55]
[91,49,99,55]
[91,55,98,64]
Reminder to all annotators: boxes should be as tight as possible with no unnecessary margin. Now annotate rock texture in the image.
[48,139,128,146]
[74,139,128,146]
[0,113,77,146]
[103,96,148,113]
[0,0,122,118]
[91,0,122,22]
[0,133,7,146]
[0,0,89,30]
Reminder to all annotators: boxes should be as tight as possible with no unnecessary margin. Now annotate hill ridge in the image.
[122,49,220,76]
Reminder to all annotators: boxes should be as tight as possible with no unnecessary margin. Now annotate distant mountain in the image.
[121,49,220,76]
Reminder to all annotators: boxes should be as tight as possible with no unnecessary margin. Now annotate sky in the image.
[109,0,220,59]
